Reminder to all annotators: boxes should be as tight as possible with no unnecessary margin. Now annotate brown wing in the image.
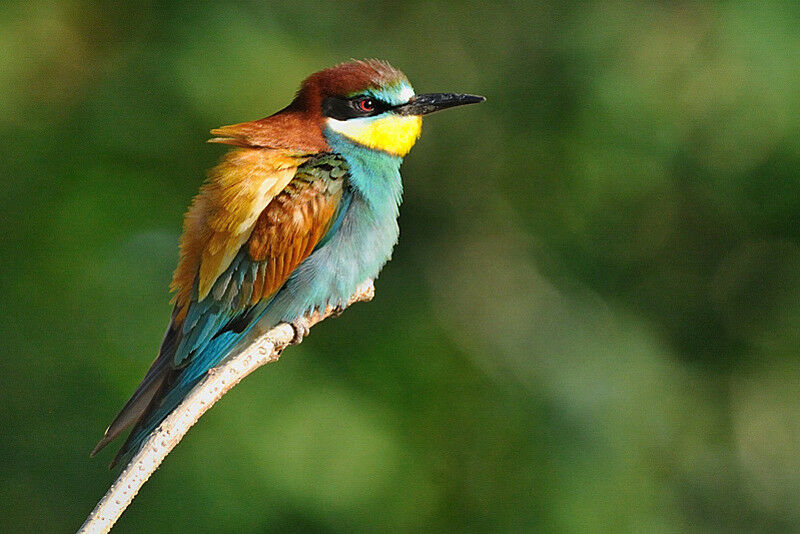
[171,148,308,319]
[245,172,343,304]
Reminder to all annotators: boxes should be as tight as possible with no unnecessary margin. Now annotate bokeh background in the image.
[2,1,800,532]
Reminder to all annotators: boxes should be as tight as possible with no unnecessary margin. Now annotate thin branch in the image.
[78,280,375,534]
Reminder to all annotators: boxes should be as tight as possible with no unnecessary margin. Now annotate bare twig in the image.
[78,280,375,534]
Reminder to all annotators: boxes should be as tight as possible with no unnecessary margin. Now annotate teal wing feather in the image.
[92,154,348,466]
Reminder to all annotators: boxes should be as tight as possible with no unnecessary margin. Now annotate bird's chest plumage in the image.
[262,135,404,322]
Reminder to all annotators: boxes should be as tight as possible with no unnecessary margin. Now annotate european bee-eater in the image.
[91,59,484,467]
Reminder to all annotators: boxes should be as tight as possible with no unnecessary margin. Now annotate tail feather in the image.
[104,328,250,468]
[90,369,167,458]
[93,292,275,468]
[90,310,183,460]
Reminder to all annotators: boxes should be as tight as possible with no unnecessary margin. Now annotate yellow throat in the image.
[326,114,423,157]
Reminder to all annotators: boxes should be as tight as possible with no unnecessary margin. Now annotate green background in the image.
[2,1,800,532]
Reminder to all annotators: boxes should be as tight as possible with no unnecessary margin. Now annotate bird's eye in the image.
[356,98,375,112]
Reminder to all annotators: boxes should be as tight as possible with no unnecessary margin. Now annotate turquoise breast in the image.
[254,130,405,326]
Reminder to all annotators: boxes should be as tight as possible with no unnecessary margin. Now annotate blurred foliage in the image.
[2,0,800,532]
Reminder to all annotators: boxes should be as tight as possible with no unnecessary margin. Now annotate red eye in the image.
[357,98,375,112]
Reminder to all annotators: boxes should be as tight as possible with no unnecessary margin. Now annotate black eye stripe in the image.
[322,96,391,120]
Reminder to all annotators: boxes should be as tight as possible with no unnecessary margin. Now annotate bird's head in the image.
[209,59,484,157]
[296,59,484,157]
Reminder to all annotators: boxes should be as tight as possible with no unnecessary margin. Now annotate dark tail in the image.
[90,310,183,466]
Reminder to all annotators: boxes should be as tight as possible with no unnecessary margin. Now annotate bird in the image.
[91,59,484,467]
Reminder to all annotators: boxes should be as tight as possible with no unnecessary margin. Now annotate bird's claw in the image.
[290,317,311,345]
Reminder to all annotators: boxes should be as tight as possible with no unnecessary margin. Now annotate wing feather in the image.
[171,148,305,312]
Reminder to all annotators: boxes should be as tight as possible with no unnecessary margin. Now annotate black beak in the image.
[394,93,485,116]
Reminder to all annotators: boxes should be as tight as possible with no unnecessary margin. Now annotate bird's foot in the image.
[289,317,311,345]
